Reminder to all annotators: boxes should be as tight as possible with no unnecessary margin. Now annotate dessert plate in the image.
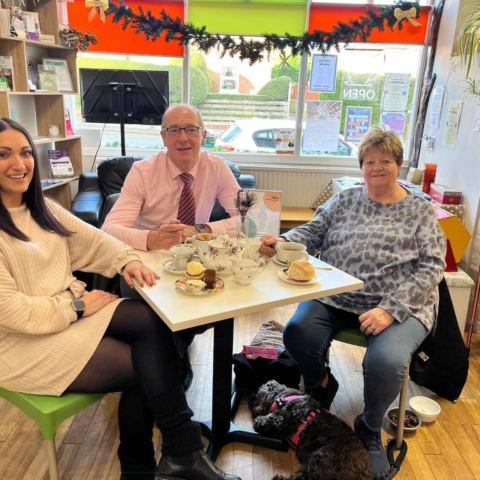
[163,260,185,275]
[175,277,225,296]
[277,269,321,285]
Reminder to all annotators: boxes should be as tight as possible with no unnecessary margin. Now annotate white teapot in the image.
[230,257,266,286]
[194,230,245,275]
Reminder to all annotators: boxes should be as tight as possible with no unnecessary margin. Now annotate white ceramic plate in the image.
[163,260,185,275]
[175,277,225,296]
[277,269,321,285]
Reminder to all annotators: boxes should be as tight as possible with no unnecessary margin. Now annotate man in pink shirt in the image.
[102,104,241,390]
[102,104,240,252]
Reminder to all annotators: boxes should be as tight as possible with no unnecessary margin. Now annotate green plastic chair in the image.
[0,387,104,480]
[332,328,410,476]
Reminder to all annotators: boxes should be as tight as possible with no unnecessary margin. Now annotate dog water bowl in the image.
[387,408,421,431]
[409,396,441,423]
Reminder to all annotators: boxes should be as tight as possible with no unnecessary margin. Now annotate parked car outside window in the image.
[214,119,359,157]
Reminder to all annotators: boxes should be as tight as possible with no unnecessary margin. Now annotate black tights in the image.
[66,300,202,469]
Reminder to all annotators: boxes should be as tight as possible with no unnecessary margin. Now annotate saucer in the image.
[175,277,225,296]
[277,269,321,285]
[163,260,185,275]
[273,255,312,266]
[272,255,288,266]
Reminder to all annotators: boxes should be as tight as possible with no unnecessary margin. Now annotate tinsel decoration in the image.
[60,27,98,51]
[101,0,422,65]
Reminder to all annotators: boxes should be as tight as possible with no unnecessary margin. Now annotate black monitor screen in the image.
[80,69,169,125]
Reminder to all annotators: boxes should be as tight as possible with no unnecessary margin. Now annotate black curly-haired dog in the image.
[249,380,373,480]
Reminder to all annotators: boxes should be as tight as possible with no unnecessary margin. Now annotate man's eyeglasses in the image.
[162,126,202,138]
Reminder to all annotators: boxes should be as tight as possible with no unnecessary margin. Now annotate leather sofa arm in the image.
[239,174,257,190]
[70,173,104,228]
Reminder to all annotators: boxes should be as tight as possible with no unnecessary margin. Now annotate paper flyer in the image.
[380,112,406,137]
[309,54,337,93]
[473,99,480,132]
[48,150,74,178]
[345,107,372,142]
[275,128,295,154]
[443,100,463,147]
[428,86,445,128]
[245,190,282,238]
[303,100,342,152]
[381,73,411,112]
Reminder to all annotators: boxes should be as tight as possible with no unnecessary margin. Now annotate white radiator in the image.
[240,168,358,207]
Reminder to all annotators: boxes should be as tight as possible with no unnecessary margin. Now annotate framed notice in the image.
[245,190,282,238]
[42,58,73,92]
[310,54,337,93]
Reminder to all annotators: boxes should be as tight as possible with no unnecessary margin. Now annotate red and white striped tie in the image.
[177,173,196,226]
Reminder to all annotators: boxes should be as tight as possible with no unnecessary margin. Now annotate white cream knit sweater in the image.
[0,199,140,395]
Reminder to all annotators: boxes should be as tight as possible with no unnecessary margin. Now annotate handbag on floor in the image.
[233,320,301,391]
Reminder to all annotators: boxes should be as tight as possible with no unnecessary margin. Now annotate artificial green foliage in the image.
[258,76,291,100]
[458,2,480,77]
[103,0,422,65]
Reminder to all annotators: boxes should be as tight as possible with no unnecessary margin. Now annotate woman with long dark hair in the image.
[0,118,239,480]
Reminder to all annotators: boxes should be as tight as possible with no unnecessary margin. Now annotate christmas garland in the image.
[95,0,422,65]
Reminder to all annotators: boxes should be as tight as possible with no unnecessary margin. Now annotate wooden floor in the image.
[2,305,480,479]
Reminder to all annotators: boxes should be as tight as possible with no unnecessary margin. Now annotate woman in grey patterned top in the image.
[260,127,446,478]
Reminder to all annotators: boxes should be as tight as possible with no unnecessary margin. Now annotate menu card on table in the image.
[245,190,282,238]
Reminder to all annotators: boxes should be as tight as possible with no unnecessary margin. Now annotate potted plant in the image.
[458,2,480,77]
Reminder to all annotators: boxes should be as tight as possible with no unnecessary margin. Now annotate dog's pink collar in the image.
[270,395,303,413]
[288,409,322,449]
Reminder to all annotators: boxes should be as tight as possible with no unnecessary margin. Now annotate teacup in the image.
[170,244,196,270]
[275,242,309,264]
[238,238,262,261]
[185,233,218,254]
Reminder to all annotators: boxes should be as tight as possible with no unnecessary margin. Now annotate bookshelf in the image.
[0,0,82,209]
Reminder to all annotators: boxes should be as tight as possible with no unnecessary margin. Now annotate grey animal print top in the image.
[283,187,446,331]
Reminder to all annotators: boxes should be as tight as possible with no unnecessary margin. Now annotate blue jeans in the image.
[283,300,429,430]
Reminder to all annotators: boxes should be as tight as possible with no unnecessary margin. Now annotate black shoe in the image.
[121,474,155,480]
[354,414,390,478]
[155,449,241,480]
[181,350,194,392]
[309,367,339,410]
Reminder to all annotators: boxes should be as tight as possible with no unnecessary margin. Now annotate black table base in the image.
[198,317,288,461]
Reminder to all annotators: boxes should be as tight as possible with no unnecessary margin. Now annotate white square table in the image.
[134,250,363,460]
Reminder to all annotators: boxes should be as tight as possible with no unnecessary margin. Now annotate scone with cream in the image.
[185,261,205,280]
[286,260,316,282]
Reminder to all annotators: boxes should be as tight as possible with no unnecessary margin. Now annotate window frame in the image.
[80,40,428,171]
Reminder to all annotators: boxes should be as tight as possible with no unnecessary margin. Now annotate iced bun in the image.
[287,260,315,281]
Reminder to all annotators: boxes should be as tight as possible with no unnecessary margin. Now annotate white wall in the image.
[420,0,480,326]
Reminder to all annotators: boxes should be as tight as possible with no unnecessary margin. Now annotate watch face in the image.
[196,224,206,232]
[73,299,86,311]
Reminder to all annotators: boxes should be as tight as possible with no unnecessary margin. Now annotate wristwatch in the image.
[72,299,86,319]
[195,224,207,233]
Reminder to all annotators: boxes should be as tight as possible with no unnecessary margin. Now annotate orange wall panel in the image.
[67,0,185,56]
[309,4,430,44]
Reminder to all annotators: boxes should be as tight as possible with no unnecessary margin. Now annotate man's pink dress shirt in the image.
[101,151,240,251]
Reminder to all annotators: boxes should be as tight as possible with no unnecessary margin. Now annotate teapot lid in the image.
[210,229,235,248]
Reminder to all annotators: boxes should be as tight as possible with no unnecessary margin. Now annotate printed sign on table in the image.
[310,54,338,93]
[381,73,411,112]
[245,190,282,238]
[345,107,372,142]
[380,112,406,137]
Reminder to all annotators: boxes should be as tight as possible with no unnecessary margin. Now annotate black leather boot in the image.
[155,449,241,480]
[309,367,339,410]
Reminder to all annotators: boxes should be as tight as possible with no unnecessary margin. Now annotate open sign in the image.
[343,88,378,101]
